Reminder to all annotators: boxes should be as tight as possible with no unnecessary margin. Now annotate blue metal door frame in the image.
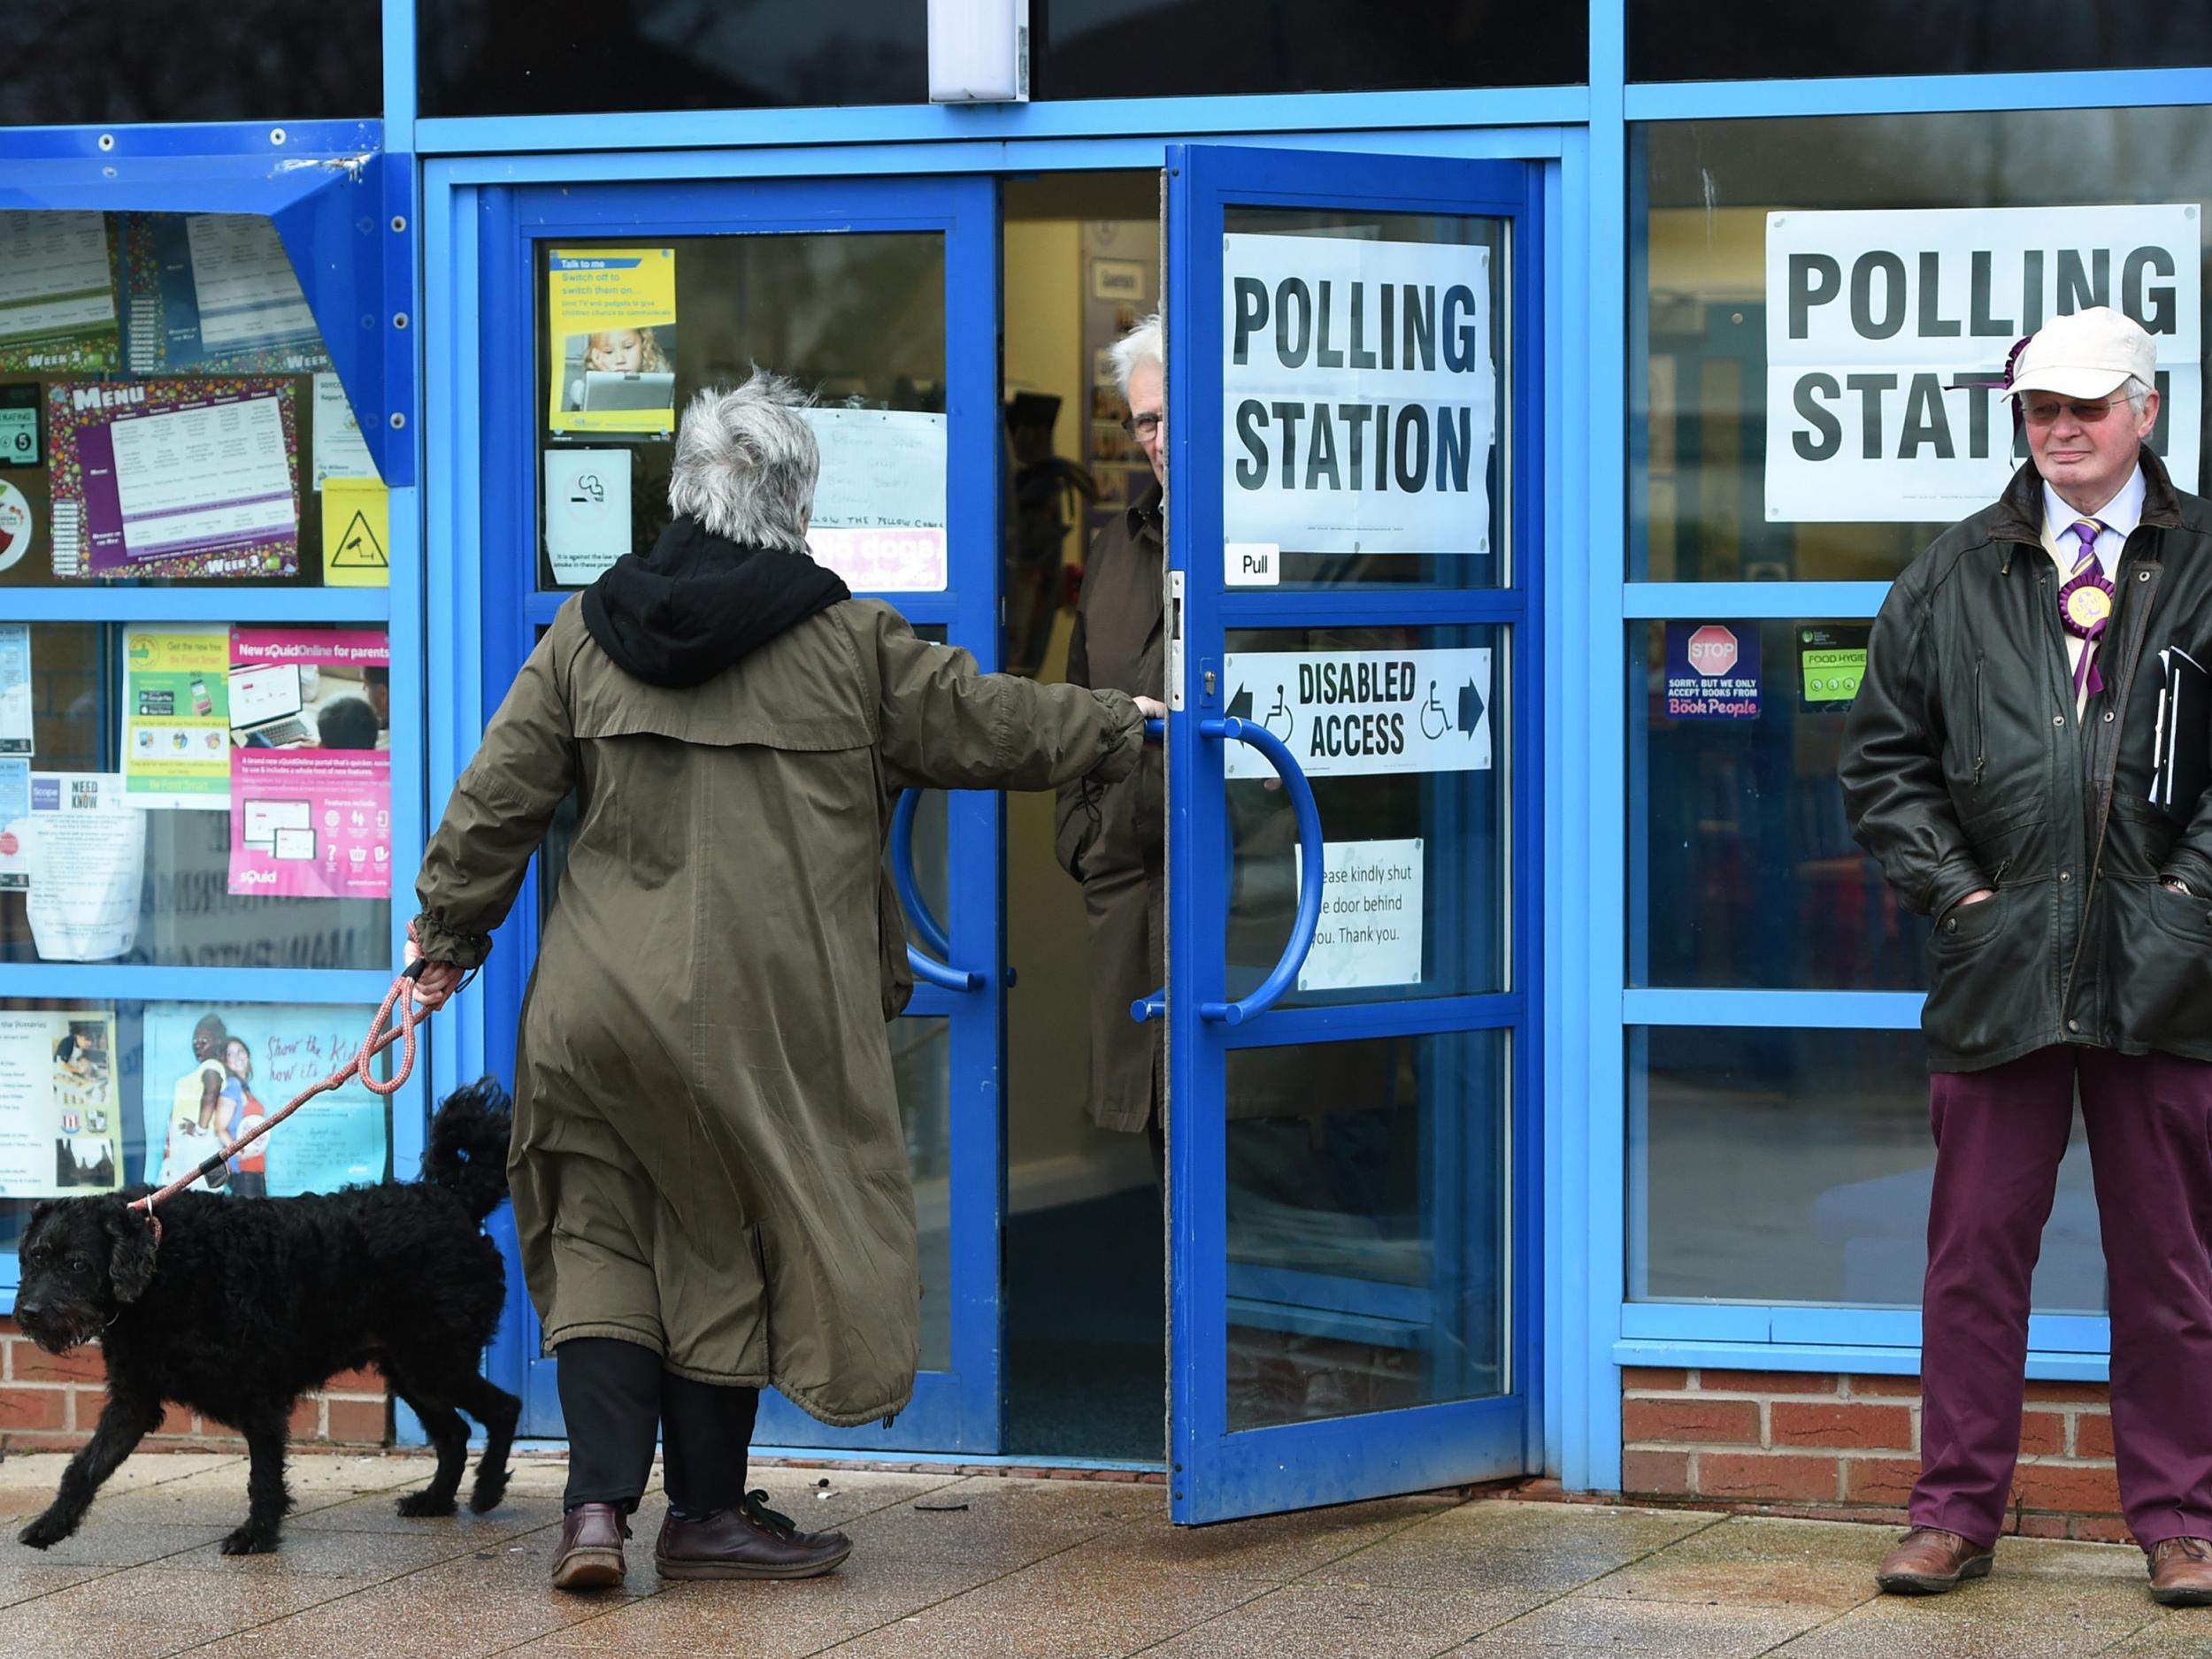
[468,173,1009,1452]
[1163,143,1545,1522]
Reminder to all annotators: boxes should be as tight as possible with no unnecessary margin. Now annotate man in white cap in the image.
[1842,306,2212,1606]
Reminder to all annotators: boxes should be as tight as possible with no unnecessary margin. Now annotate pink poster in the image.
[226,626,391,899]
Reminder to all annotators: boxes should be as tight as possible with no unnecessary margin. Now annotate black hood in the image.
[580,516,851,687]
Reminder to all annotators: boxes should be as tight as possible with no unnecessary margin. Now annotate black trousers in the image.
[557,1337,760,1516]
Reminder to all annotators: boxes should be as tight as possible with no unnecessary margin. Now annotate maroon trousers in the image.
[1913,1045,2212,1549]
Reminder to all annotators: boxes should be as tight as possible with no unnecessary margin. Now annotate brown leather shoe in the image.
[1876,1527,1994,1594]
[550,1502,630,1592]
[2149,1537,2212,1607]
[655,1490,853,1580]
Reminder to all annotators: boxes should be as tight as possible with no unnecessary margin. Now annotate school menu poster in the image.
[0,211,120,373]
[47,378,301,580]
[120,212,327,376]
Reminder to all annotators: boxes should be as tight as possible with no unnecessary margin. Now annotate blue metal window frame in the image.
[464,172,1009,1452]
[0,104,430,1299]
[388,0,2212,1499]
[1586,25,2212,1494]
[1162,142,1544,1523]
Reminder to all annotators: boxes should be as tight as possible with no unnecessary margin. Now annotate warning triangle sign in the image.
[329,511,388,570]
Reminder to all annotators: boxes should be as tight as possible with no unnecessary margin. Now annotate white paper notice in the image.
[543,448,633,584]
[1764,204,2204,522]
[110,396,296,557]
[19,776,146,962]
[0,624,31,756]
[1293,838,1425,992]
[1222,649,1493,779]
[1222,234,1494,557]
[0,211,115,343]
[184,214,318,352]
[801,408,949,531]
[311,373,379,489]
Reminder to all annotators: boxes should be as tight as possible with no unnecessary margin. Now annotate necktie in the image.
[2058,519,2113,700]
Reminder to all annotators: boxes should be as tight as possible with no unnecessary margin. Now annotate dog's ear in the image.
[103,1205,158,1303]
[20,1201,55,1248]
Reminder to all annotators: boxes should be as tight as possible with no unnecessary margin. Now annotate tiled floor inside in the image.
[1,1451,2206,1657]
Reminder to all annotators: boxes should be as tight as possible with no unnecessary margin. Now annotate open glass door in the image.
[475,174,1009,1454]
[1162,145,1541,1522]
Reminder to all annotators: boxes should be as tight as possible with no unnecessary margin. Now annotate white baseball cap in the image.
[2005,306,2158,401]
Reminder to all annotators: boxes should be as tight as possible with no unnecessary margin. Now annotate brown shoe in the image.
[654,1490,853,1580]
[1876,1527,1994,1594]
[550,1502,630,1592]
[2149,1537,2212,1607]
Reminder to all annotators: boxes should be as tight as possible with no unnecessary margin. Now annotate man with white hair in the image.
[410,371,1162,1591]
[1056,315,1169,1160]
[1842,308,2212,1606]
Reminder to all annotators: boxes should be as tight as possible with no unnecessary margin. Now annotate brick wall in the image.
[0,1317,389,1452]
[1622,1367,2129,1543]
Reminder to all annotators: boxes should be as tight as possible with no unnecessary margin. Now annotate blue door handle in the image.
[892,789,985,993]
[1130,715,1325,1026]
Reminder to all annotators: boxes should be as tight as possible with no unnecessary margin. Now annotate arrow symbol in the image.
[1225,684,1253,721]
[1457,680,1483,740]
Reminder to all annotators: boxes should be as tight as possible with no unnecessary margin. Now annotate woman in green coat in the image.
[408,372,1156,1591]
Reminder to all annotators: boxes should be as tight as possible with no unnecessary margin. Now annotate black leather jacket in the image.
[1841,447,2212,1072]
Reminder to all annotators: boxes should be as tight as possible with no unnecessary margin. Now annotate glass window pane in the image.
[534,234,947,594]
[1227,1028,1508,1431]
[419,0,928,119]
[1218,209,1509,591]
[1037,0,1583,98]
[1632,618,1928,989]
[1636,109,2212,580]
[1631,1026,2106,1313]
[1631,0,2211,82]
[1,211,369,589]
[0,997,393,1234]
[1,4,378,126]
[0,623,390,970]
[1225,624,1507,1004]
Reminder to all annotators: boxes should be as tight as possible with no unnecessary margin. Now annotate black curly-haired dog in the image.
[13,1078,520,1555]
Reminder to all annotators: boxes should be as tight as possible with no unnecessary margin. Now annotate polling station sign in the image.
[1765,205,2201,524]
[1224,235,1494,557]
[1223,649,1492,778]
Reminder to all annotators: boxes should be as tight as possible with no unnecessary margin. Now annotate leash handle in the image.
[129,964,437,1219]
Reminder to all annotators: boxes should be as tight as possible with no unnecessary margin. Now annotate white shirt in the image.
[2041,465,2146,582]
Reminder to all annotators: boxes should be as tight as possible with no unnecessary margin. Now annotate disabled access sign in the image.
[1221,649,1493,779]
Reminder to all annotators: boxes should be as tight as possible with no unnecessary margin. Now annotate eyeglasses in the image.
[2021,396,2131,427]
[1120,411,1164,439]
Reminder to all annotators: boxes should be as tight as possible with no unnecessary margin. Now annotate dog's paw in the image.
[467,1471,510,1514]
[18,1509,75,1549]
[219,1525,280,1555]
[395,1489,457,1518]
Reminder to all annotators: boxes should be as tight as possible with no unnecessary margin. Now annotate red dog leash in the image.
[127,963,433,1239]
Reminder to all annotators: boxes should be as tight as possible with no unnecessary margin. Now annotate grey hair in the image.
[2122,374,2154,418]
[666,370,820,552]
[1108,313,1164,400]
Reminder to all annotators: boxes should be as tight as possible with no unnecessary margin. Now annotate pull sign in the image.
[1225,541,1279,587]
[1167,570,1187,712]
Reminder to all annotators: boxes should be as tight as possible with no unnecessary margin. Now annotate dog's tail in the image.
[420,1076,513,1222]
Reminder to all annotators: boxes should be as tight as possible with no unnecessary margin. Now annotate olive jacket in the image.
[1053,480,1164,1133]
[414,539,1143,1425]
[1840,448,2212,1073]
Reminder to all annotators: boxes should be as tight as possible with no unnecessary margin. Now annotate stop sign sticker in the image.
[1665,621,1762,720]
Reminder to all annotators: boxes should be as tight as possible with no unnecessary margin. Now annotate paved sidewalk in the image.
[0,1451,2204,1657]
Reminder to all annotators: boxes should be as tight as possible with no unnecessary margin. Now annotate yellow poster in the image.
[119,624,232,811]
[546,247,678,435]
[322,479,390,588]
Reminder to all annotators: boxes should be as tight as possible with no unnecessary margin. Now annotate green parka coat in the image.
[413,541,1143,1426]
